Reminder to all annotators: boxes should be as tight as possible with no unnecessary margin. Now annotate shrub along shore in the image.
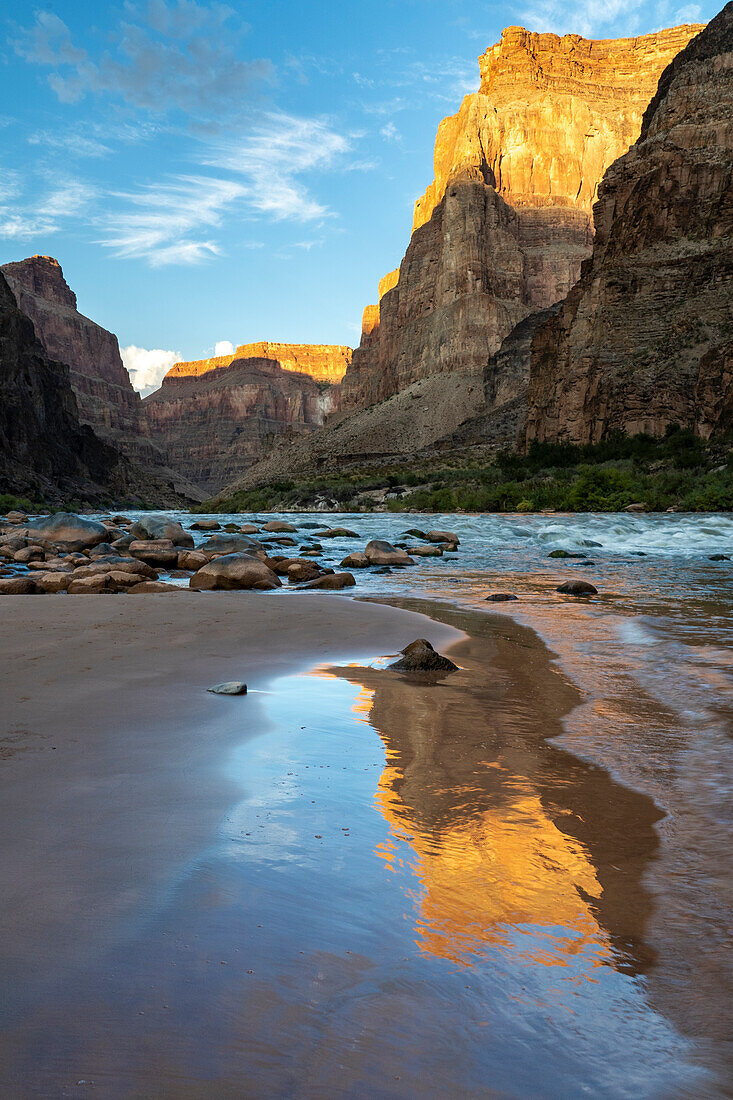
[204,428,733,515]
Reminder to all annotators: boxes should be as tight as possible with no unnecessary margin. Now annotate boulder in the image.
[364,540,415,566]
[556,580,598,595]
[287,561,322,583]
[0,576,38,594]
[425,530,459,545]
[13,546,44,563]
[128,539,179,566]
[340,552,370,569]
[127,580,182,593]
[389,639,458,672]
[67,574,115,594]
[111,533,135,552]
[189,553,281,591]
[4,510,28,524]
[200,533,265,557]
[22,512,108,551]
[548,549,586,559]
[178,549,208,571]
[262,520,297,532]
[34,572,71,592]
[624,503,647,513]
[709,554,730,561]
[300,572,356,590]
[239,524,261,534]
[130,515,194,547]
[403,528,428,539]
[88,542,118,558]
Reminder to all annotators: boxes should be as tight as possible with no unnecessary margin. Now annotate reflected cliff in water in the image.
[331,602,662,976]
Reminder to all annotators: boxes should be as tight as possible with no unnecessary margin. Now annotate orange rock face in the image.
[168,342,351,385]
[340,22,703,413]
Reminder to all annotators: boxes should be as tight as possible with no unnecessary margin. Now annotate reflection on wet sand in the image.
[333,601,662,976]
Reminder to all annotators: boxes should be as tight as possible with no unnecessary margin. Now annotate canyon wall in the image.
[1,256,142,438]
[143,353,343,493]
[525,6,733,444]
[339,23,703,414]
[0,272,187,506]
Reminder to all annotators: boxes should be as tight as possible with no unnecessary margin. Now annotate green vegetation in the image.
[199,426,733,514]
[0,493,36,514]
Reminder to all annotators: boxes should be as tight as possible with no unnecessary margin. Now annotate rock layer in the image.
[340,22,702,413]
[525,7,733,443]
[143,355,342,493]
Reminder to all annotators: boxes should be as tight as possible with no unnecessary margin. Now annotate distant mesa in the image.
[165,342,352,386]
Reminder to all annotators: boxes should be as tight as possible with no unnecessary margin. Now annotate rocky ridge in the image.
[525,6,733,443]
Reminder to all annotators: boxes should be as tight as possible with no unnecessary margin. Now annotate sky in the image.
[0,0,717,394]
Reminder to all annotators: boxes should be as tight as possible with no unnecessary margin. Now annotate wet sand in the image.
[0,593,460,998]
[0,591,728,1096]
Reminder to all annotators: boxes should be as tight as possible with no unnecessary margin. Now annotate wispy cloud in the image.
[0,176,96,240]
[98,174,244,264]
[14,3,272,117]
[380,122,401,142]
[203,113,352,222]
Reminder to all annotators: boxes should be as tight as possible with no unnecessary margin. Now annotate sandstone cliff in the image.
[167,342,351,385]
[0,272,186,506]
[1,256,142,437]
[143,354,343,493]
[340,22,703,414]
[525,6,733,444]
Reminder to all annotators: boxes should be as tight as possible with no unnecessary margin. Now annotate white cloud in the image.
[121,344,182,395]
[214,340,234,355]
[203,112,352,222]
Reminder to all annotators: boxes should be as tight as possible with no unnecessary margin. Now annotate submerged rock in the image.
[556,580,598,595]
[425,530,460,545]
[389,639,459,672]
[485,594,518,602]
[317,527,360,538]
[548,549,586,558]
[207,681,248,695]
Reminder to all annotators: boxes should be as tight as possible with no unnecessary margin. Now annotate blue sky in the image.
[0,0,716,392]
